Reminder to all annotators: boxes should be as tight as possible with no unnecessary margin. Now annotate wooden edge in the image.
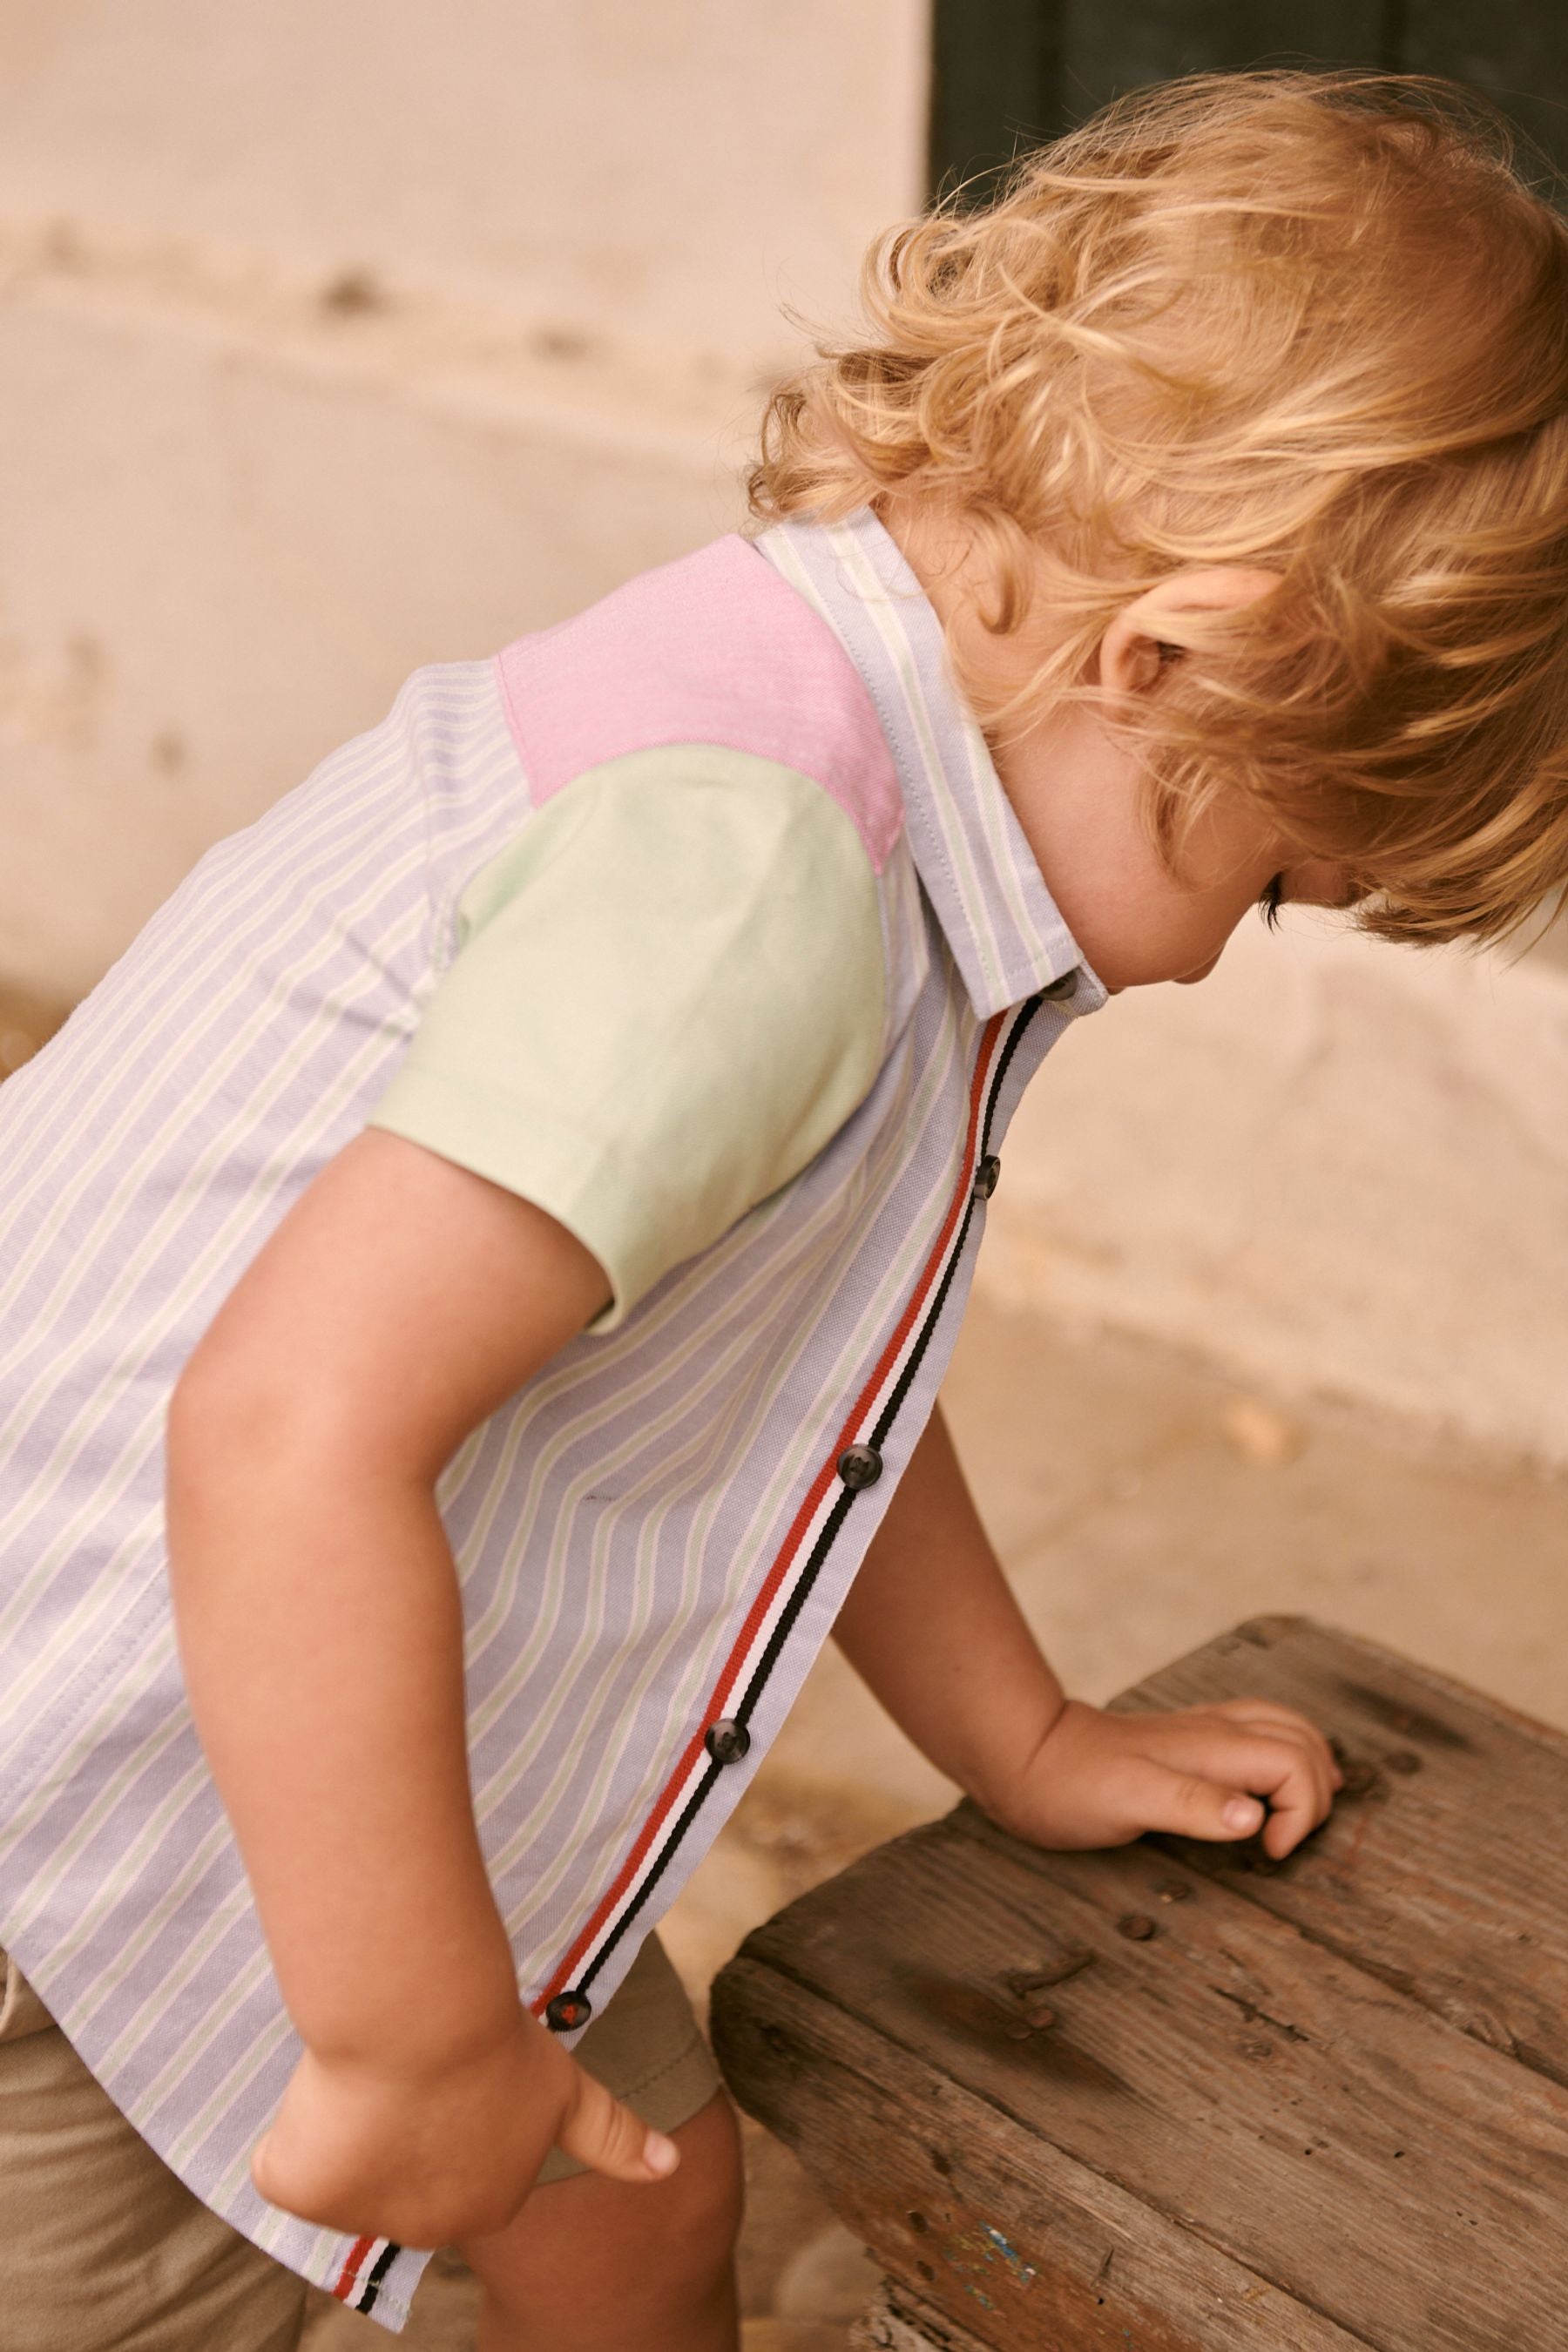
[1299,1621,1568,1756]
[713,1955,1374,2352]
[850,2281,997,2352]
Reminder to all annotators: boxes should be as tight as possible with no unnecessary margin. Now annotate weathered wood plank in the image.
[851,2280,1010,2351]
[715,1620,1568,2346]
[717,1806,1568,2346]
[1110,1616,1568,2085]
[714,1959,1369,2352]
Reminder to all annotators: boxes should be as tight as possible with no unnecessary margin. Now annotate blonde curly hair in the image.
[748,71,1568,946]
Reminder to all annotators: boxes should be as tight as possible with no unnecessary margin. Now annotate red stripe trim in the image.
[532,1011,1007,2012]
[333,2237,377,2301]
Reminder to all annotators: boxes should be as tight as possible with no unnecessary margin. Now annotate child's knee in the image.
[463,2088,744,2329]
[603,2088,746,2295]
[663,2088,746,2256]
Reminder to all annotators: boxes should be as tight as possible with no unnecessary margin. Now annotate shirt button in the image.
[837,1443,883,1490]
[705,1718,752,1764]
[544,1990,592,2033]
[974,1153,1001,1200]
[1039,969,1079,1003]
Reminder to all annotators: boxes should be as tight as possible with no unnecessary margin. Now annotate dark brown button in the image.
[1039,969,1079,1003]
[1117,1914,1157,1941]
[544,1990,592,2032]
[705,1718,751,1764]
[837,1443,883,1490]
[973,1154,1001,1200]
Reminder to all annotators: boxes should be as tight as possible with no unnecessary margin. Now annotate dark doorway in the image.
[930,2,1568,194]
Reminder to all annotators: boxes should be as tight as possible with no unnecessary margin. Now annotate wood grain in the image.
[713,1619,1568,2352]
[1111,1616,1568,2085]
[714,1960,1369,2352]
[852,2281,1016,2351]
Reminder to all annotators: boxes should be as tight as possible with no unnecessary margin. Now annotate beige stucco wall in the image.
[0,0,929,989]
[4,2,1565,1463]
[0,1,922,376]
[977,914,1568,1467]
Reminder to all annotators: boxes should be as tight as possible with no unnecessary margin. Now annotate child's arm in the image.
[833,1406,1342,1856]
[166,1129,677,2248]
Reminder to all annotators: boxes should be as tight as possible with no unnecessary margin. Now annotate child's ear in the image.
[1098,565,1281,696]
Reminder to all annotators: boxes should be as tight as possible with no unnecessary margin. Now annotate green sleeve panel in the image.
[368,745,888,1328]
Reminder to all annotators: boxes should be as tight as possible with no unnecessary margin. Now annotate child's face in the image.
[884,504,1357,992]
[995,686,1355,992]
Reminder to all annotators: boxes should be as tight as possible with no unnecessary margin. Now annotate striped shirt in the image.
[0,507,1103,2328]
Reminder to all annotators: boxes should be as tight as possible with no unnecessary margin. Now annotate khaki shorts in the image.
[0,1932,720,2352]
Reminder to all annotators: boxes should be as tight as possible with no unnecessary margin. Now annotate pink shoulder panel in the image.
[493,535,902,872]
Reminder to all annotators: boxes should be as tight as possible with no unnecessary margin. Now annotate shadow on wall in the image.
[0,979,67,1077]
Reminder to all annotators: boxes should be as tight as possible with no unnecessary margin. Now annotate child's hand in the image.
[996,1696,1344,1862]
[251,2007,677,2248]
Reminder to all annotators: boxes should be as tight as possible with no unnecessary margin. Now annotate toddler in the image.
[3,69,1567,2352]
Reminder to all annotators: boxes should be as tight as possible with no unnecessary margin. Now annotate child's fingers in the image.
[1205,1696,1345,1785]
[1232,1722,1343,1815]
[1204,1695,1324,1740]
[1107,1754,1271,1845]
[1161,1708,1340,1819]
[1196,1707,1342,1807]
[1226,1728,1337,1855]
[1191,1727,1332,1850]
[1112,1730,1329,1852]
[552,2062,680,2186]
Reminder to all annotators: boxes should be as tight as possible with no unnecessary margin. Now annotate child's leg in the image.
[0,1945,308,2352]
[458,2085,744,2352]
[456,1928,741,2347]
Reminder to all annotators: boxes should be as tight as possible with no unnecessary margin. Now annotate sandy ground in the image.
[3,989,1562,2349]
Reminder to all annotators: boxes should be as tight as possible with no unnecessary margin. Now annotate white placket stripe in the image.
[528,997,1033,2017]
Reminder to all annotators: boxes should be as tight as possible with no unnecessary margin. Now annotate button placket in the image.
[836,1443,883,1490]
[705,1718,751,1764]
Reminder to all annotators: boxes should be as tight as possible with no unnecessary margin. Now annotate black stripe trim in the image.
[579,1751,727,1994]
[355,2239,402,2313]
[730,1000,1040,1726]
[562,998,1042,1996]
[870,994,1039,1447]
[731,1484,856,1736]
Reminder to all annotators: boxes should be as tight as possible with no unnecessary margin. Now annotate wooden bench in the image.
[710,1616,1568,2352]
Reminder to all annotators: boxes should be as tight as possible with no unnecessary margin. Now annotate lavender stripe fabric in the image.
[0,512,1098,2327]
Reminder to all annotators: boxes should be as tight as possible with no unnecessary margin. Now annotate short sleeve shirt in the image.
[369,745,888,1326]
[0,508,1101,2333]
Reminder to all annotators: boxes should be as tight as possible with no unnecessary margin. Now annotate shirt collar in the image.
[754,508,1105,1021]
